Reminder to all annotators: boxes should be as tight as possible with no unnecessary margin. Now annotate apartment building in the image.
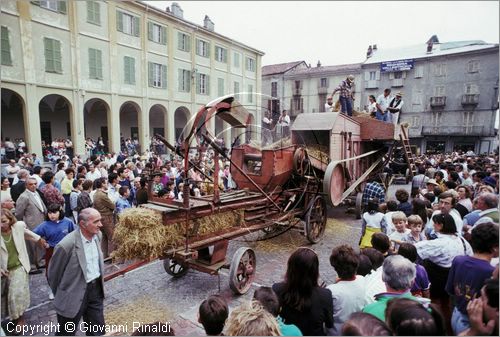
[261,60,363,120]
[362,37,499,154]
[1,1,264,156]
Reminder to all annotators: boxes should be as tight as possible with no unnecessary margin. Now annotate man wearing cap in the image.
[387,92,404,125]
[324,96,334,112]
[331,75,355,116]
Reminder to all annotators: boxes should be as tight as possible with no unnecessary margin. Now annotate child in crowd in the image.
[395,189,412,217]
[403,215,426,244]
[359,198,385,249]
[327,245,371,335]
[33,203,75,300]
[115,186,132,216]
[69,179,82,223]
[253,287,302,336]
[371,232,393,258]
[198,294,229,336]
[381,200,398,236]
[388,211,410,250]
[397,243,430,298]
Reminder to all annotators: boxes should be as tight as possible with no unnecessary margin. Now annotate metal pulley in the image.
[323,161,346,206]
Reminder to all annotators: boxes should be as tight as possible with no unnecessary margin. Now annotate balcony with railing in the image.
[293,88,302,96]
[461,94,480,106]
[422,125,493,136]
[430,96,446,107]
[364,80,378,89]
[391,78,404,87]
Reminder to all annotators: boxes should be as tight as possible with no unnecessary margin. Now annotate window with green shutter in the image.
[148,22,167,45]
[149,62,167,88]
[88,48,102,79]
[215,46,227,63]
[1,26,12,66]
[124,56,135,84]
[44,37,62,73]
[233,52,240,67]
[36,1,66,14]
[196,73,209,95]
[87,1,101,25]
[234,81,240,100]
[248,85,253,103]
[178,69,191,92]
[196,39,209,58]
[177,32,190,52]
[217,78,224,97]
[117,10,139,37]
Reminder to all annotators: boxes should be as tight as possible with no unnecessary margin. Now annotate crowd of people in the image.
[0,134,498,336]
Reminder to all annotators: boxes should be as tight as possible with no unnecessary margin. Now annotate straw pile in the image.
[248,137,293,151]
[111,208,243,260]
[105,296,175,335]
[112,208,184,260]
[307,144,330,162]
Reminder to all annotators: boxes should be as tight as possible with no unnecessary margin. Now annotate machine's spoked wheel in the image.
[355,192,363,219]
[163,258,189,278]
[293,147,310,176]
[229,247,256,295]
[304,196,327,243]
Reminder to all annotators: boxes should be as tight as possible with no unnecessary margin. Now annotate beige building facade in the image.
[1,1,264,156]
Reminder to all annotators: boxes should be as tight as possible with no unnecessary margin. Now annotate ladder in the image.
[399,124,417,178]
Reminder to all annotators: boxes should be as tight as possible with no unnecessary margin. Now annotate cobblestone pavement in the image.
[17,200,390,336]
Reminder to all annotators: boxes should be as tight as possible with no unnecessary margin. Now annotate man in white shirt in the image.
[85,164,102,181]
[387,92,404,125]
[375,88,392,123]
[48,208,105,336]
[261,110,273,146]
[324,96,335,112]
[278,110,291,137]
[428,191,464,237]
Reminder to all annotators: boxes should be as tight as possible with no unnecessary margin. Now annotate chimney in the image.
[317,60,321,68]
[203,15,214,31]
[171,2,183,19]
[373,44,377,50]
[165,6,170,13]
[366,45,373,58]
[427,41,433,53]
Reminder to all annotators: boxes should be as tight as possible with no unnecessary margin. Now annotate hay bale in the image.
[112,208,184,261]
[111,208,244,261]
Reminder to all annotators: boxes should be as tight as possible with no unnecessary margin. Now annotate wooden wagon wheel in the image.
[293,147,310,176]
[304,195,327,243]
[229,247,256,295]
[163,258,189,278]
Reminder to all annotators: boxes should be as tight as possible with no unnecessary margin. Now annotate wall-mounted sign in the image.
[381,59,414,72]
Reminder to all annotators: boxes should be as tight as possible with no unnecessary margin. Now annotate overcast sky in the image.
[145,1,499,66]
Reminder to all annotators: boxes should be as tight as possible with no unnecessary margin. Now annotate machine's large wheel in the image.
[304,196,327,243]
[163,258,189,278]
[229,247,256,295]
[323,161,346,206]
[355,192,363,219]
[293,147,310,176]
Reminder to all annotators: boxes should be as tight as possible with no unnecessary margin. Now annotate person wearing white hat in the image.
[388,92,404,126]
[331,75,355,116]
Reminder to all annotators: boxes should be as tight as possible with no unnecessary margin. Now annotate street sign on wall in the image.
[381,59,415,72]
